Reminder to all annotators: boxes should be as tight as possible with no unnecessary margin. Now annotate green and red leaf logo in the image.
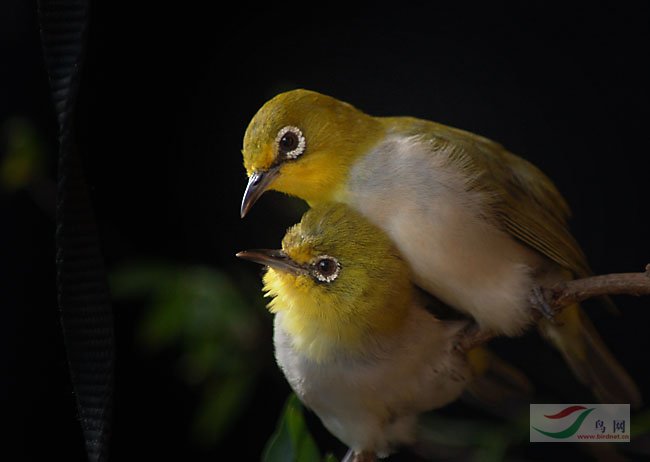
[532,406,595,438]
[530,404,630,443]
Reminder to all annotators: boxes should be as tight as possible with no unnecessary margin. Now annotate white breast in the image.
[273,306,469,456]
[346,135,542,335]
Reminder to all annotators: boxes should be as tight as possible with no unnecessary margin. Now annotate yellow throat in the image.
[261,204,412,363]
[242,89,385,204]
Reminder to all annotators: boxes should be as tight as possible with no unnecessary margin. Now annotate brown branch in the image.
[459,264,650,352]
[344,266,650,461]
[549,265,650,306]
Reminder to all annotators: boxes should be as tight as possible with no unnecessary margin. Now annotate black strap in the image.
[38,1,114,461]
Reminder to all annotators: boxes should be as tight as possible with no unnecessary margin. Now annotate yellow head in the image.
[237,203,412,362]
[240,89,385,217]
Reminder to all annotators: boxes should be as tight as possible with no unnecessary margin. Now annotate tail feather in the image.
[463,347,534,419]
[538,303,642,408]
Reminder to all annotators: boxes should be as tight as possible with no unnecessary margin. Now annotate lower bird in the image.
[238,203,474,460]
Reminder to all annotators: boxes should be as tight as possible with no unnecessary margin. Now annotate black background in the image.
[2,2,649,461]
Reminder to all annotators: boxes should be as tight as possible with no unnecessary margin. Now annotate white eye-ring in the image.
[275,126,306,160]
[312,255,341,283]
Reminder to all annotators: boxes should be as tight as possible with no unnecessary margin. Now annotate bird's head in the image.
[237,203,411,361]
[240,89,384,217]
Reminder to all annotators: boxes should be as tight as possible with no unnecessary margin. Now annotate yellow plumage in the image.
[261,204,411,363]
[241,88,641,408]
[239,203,472,457]
[243,90,385,204]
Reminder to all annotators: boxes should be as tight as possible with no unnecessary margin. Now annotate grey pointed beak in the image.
[240,167,280,218]
[236,249,307,276]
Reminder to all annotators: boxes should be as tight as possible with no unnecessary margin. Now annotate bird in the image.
[237,203,474,460]
[239,88,641,407]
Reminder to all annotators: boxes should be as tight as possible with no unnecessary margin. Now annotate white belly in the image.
[347,135,541,335]
[273,307,469,456]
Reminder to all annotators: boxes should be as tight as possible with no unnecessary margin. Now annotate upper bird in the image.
[240,89,641,407]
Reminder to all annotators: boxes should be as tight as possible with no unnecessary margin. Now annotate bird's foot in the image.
[455,321,494,352]
[529,286,559,324]
[459,321,480,340]
[342,450,376,462]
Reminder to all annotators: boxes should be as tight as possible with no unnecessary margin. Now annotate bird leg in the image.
[455,321,496,352]
[456,266,650,351]
[529,285,560,324]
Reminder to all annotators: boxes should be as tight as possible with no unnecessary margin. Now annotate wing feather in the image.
[397,118,592,277]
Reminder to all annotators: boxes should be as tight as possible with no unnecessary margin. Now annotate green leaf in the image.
[0,118,45,191]
[192,373,254,444]
[111,262,261,353]
[111,262,266,447]
[631,409,650,437]
[417,411,530,461]
[263,394,321,462]
[109,261,174,298]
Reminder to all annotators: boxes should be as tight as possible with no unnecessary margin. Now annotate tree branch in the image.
[459,265,650,352]
[345,266,650,462]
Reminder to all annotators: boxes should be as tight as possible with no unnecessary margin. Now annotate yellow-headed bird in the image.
[240,89,640,407]
[238,203,472,458]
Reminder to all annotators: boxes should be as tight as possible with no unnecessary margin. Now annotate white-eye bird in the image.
[240,89,641,407]
[237,203,472,459]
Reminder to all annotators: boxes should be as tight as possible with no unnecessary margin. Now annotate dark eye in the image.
[313,256,340,283]
[275,126,306,159]
[279,132,299,152]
